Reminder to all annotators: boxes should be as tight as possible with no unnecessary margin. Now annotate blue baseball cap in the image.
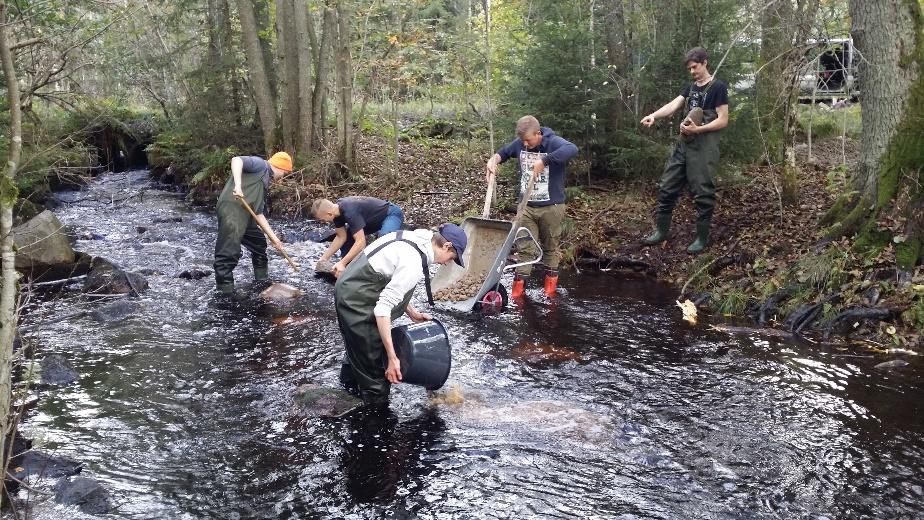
[438,223,467,267]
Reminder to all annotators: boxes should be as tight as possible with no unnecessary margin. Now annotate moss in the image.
[820,191,859,226]
[896,237,921,270]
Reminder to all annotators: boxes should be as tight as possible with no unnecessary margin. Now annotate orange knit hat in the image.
[268,152,293,172]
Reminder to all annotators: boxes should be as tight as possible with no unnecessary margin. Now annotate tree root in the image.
[822,307,896,340]
[784,293,841,333]
[574,256,655,274]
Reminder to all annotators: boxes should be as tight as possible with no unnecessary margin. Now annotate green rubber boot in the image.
[253,266,269,282]
[686,219,711,254]
[216,281,235,294]
[643,214,672,245]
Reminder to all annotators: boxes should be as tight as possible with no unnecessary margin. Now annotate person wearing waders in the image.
[485,115,578,298]
[213,152,293,294]
[335,224,467,406]
[311,197,406,278]
[640,47,729,254]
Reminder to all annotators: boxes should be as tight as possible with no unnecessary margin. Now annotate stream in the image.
[18,169,924,519]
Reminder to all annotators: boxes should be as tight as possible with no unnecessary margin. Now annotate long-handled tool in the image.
[235,195,300,272]
[477,173,538,313]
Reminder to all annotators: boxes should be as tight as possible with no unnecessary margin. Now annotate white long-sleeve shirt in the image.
[365,229,435,317]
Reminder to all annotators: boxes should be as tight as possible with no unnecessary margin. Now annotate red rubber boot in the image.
[543,270,559,297]
[511,274,525,299]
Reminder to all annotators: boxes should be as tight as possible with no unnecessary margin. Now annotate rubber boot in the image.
[686,219,711,254]
[511,274,525,299]
[253,266,269,282]
[216,281,235,295]
[543,270,559,297]
[643,214,672,245]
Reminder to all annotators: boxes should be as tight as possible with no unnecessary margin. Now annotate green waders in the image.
[334,233,433,405]
[649,108,720,251]
[214,175,269,292]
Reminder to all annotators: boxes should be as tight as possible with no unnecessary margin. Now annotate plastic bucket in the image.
[389,320,451,390]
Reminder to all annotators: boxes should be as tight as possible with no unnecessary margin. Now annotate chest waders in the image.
[214,172,270,292]
[646,101,721,253]
[334,232,433,405]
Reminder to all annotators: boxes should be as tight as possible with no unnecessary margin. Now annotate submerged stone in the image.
[260,283,303,300]
[293,384,363,418]
[39,355,79,386]
[54,477,111,514]
[89,300,142,323]
[874,359,909,370]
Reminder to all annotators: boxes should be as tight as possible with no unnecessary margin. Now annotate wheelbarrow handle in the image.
[502,226,543,273]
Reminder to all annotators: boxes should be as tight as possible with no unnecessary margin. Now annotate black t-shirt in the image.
[334,196,390,234]
[680,79,729,112]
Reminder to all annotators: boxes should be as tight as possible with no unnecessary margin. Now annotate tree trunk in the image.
[235,0,277,154]
[0,3,23,499]
[757,0,797,203]
[312,7,336,151]
[838,0,923,269]
[603,0,629,132]
[335,0,354,173]
[276,0,300,153]
[294,0,315,157]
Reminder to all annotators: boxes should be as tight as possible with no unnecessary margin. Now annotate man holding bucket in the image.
[335,224,466,406]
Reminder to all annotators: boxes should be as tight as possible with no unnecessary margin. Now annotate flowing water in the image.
[18,170,924,519]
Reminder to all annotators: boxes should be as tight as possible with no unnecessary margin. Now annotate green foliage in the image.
[191,147,238,189]
[902,296,924,331]
[795,103,861,139]
[716,287,749,316]
[605,131,670,179]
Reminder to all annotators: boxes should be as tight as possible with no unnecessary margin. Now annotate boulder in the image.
[11,451,83,480]
[13,210,76,273]
[39,354,79,386]
[54,477,111,514]
[83,263,149,295]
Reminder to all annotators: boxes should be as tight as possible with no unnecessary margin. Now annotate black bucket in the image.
[390,320,451,390]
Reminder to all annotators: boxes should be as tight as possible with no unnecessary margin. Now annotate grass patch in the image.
[716,287,750,316]
[796,103,861,140]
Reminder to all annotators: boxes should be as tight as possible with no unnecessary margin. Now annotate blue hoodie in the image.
[496,127,579,207]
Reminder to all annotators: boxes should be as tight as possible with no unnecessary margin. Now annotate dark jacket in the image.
[496,127,578,206]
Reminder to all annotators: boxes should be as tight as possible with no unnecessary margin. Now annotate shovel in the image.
[235,195,300,272]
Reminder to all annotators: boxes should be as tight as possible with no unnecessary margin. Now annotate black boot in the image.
[643,214,672,245]
[687,218,711,254]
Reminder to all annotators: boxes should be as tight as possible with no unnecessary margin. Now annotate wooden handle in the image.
[482,176,496,218]
[513,174,537,227]
[235,195,300,272]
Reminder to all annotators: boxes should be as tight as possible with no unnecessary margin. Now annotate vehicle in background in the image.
[798,38,859,101]
[731,37,859,103]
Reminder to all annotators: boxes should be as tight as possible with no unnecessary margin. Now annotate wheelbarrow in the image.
[431,217,542,312]
[431,175,542,313]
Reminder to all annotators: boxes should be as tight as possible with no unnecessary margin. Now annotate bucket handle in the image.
[502,226,543,272]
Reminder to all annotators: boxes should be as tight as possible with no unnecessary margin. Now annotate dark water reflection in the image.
[19,171,924,518]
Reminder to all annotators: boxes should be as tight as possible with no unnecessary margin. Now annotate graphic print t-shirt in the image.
[519,151,550,203]
[680,79,729,113]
